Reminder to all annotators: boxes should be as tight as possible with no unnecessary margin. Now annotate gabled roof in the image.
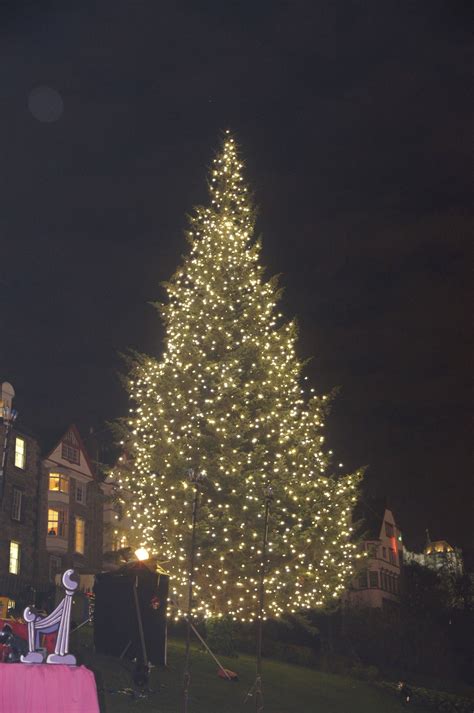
[352,496,398,540]
[44,423,97,478]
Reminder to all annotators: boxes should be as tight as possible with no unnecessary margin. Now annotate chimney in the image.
[0,382,15,412]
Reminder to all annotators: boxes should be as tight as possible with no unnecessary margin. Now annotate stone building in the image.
[404,536,464,577]
[41,424,104,582]
[345,502,402,611]
[0,382,46,612]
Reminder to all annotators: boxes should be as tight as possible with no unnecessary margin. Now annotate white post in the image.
[21,569,78,665]
[21,608,45,664]
[46,570,78,664]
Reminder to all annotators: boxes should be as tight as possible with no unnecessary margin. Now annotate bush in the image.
[317,652,355,675]
[205,616,238,658]
[350,663,380,681]
[376,681,474,712]
[279,644,318,667]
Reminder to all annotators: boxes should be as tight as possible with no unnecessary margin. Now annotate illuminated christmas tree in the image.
[116,132,362,621]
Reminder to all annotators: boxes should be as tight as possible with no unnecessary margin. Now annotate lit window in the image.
[62,443,80,464]
[48,508,68,537]
[7,599,16,613]
[75,517,85,554]
[11,488,22,521]
[14,437,26,469]
[76,484,84,504]
[49,473,69,494]
[49,555,62,582]
[9,541,21,574]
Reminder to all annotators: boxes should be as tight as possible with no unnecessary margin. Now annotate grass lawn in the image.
[75,631,426,712]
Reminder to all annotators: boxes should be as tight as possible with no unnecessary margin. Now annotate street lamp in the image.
[183,467,207,713]
[246,485,273,712]
[135,547,149,561]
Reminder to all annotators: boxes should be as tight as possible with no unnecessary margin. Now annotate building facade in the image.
[404,538,464,577]
[0,383,47,612]
[41,425,104,583]
[346,506,402,610]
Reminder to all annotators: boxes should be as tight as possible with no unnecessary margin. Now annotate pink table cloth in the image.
[0,663,100,713]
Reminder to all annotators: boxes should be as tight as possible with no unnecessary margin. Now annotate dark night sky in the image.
[1,1,472,551]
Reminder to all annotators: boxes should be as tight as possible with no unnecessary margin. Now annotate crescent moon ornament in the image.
[62,569,79,592]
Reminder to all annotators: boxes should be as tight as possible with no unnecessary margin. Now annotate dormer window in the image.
[61,429,81,464]
[62,442,80,464]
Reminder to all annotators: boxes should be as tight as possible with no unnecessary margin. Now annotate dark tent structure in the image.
[93,561,168,665]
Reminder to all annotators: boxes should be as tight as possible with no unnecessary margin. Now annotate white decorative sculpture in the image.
[21,569,78,665]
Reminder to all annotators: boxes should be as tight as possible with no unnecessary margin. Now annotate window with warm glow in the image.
[48,508,68,537]
[49,473,69,494]
[14,437,26,469]
[75,516,85,554]
[9,541,21,574]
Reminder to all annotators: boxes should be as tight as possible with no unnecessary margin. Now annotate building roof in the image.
[352,496,398,540]
[425,540,455,555]
[44,423,97,478]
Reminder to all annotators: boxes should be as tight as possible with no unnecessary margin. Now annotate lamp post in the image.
[256,486,273,712]
[183,467,206,713]
[245,485,273,712]
[0,404,18,501]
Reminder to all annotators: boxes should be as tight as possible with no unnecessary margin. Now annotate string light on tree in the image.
[114,131,362,621]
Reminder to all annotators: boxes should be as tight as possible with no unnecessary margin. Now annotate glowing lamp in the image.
[135,547,149,561]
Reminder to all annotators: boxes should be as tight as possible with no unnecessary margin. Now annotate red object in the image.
[0,663,99,713]
[0,644,11,663]
[217,667,238,680]
[150,596,160,610]
[0,620,56,655]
